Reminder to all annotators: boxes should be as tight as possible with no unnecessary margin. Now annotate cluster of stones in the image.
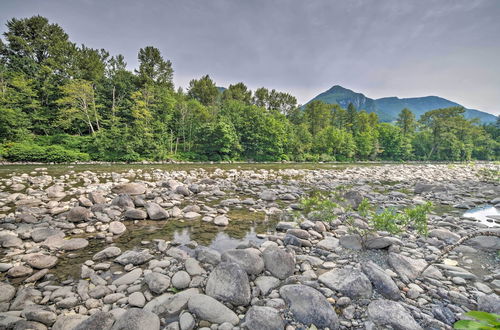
[0,163,498,329]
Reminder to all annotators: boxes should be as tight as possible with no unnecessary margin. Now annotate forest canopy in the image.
[0,16,499,162]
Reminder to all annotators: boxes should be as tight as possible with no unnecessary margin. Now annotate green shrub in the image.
[370,202,432,236]
[3,142,90,162]
[453,311,500,329]
[298,194,338,222]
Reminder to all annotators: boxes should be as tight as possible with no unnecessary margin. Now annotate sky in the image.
[1,0,499,115]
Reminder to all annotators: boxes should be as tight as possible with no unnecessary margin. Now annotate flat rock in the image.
[93,247,122,261]
[145,272,171,294]
[361,261,400,300]
[61,238,89,251]
[112,183,146,195]
[111,308,159,330]
[124,209,147,220]
[318,268,372,299]
[188,294,239,325]
[115,249,153,265]
[74,311,115,330]
[24,254,58,269]
[112,268,143,286]
[109,221,127,235]
[221,248,264,275]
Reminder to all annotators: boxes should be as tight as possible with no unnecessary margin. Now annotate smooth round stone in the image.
[171,271,191,289]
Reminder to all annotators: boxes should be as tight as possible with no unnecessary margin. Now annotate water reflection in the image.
[463,206,500,227]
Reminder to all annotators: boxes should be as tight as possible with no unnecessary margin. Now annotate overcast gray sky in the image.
[1,0,499,114]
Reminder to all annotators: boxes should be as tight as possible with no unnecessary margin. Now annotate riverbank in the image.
[0,163,499,329]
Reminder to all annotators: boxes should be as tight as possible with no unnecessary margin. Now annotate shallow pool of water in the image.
[463,205,500,227]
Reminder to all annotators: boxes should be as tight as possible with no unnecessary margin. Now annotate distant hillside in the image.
[306,85,497,123]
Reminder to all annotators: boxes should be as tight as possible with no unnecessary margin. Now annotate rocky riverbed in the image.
[0,163,499,330]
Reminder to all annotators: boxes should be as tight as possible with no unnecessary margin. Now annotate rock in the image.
[74,311,115,330]
[67,206,91,222]
[24,254,58,269]
[364,236,401,249]
[52,314,88,330]
[244,306,284,330]
[221,248,264,275]
[25,269,49,283]
[145,272,171,294]
[317,237,340,251]
[213,215,229,226]
[179,312,195,330]
[128,292,146,307]
[145,202,169,220]
[184,212,201,219]
[262,246,295,279]
[112,268,143,286]
[111,308,160,330]
[144,289,199,319]
[280,284,339,329]
[10,287,41,310]
[429,229,460,243]
[24,307,57,326]
[339,234,363,250]
[0,283,16,303]
[56,296,79,308]
[112,194,135,209]
[61,238,89,251]
[13,320,48,330]
[255,276,280,295]
[124,209,147,220]
[109,221,127,235]
[344,190,363,209]
[89,191,106,204]
[478,293,500,314]
[0,234,23,248]
[7,265,33,278]
[171,271,191,289]
[31,228,64,243]
[206,262,251,306]
[188,294,239,325]
[47,185,65,199]
[260,190,277,201]
[468,234,500,251]
[388,252,442,280]
[93,246,122,261]
[115,249,153,265]
[185,258,205,276]
[361,261,400,300]
[112,183,146,195]
[175,185,190,196]
[318,268,373,299]
[367,299,422,330]
[195,246,221,265]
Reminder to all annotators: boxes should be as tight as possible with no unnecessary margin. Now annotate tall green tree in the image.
[187,75,218,106]
[136,46,173,89]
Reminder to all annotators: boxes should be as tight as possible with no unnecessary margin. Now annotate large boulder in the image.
[318,268,372,299]
[145,203,169,220]
[478,293,500,314]
[111,194,135,209]
[61,238,89,251]
[66,206,91,222]
[343,190,363,209]
[24,254,58,269]
[221,248,264,275]
[262,247,295,279]
[188,294,239,325]
[205,262,251,306]
[280,284,339,329]
[111,308,159,330]
[388,252,442,281]
[361,261,400,300]
[144,272,170,294]
[367,299,422,330]
[74,311,115,330]
[111,183,146,195]
[244,306,284,330]
[93,247,122,261]
[429,229,460,244]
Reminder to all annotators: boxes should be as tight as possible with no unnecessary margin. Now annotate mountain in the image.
[306,85,497,123]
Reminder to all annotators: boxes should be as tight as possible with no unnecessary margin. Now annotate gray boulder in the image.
[111,308,159,330]
[361,261,400,300]
[206,262,251,306]
[262,247,295,279]
[145,203,169,220]
[367,299,422,330]
[280,284,339,329]
[318,268,372,299]
[115,250,153,265]
[144,272,171,294]
[244,306,284,330]
[188,294,239,325]
[478,293,500,314]
[66,206,91,222]
[221,248,264,275]
[111,183,146,195]
[112,194,135,209]
[74,311,115,330]
[93,247,122,261]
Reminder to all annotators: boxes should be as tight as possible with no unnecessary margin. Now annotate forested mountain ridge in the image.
[307,85,497,123]
[0,16,499,163]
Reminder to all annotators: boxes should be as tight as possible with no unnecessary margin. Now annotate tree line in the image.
[0,16,498,162]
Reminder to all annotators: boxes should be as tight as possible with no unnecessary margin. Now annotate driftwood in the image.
[419,230,499,276]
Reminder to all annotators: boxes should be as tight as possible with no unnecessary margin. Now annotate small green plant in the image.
[453,311,500,329]
[370,202,432,236]
[479,168,500,182]
[298,193,339,222]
